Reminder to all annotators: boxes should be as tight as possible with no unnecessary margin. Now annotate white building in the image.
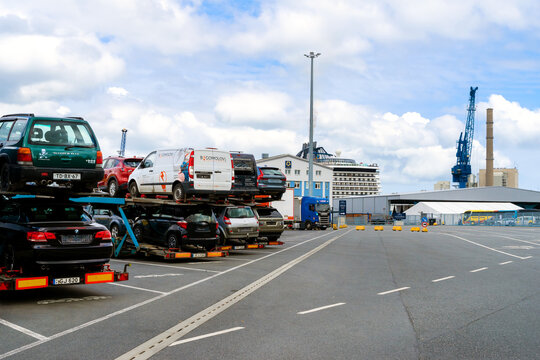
[257,154,333,203]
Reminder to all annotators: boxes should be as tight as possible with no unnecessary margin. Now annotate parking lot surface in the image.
[1,226,539,359]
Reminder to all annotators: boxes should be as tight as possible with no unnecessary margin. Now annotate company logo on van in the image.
[200,155,227,162]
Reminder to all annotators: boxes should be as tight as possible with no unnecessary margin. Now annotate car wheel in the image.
[167,233,179,249]
[1,244,16,271]
[110,223,120,239]
[218,231,225,246]
[319,226,327,230]
[133,225,143,242]
[129,182,140,198]
[304,221,313,230]
[271,193,283,201]
[108,178,119,197]
[0,163,11,192]
[172,183,185,202]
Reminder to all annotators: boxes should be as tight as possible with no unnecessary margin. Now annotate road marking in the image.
[0,319,47,341]
[432,276,455,283]
[470,267,488,273]
[377,287,410,296]
[297,302,346,315]
[522,256,532,259]
[110,259,220,273]
[442,233,528,259]
[0,230,343,360]
[492,234,539,246]
[169,327,244,346]
[108,282,167,295]
[499,261,513,265]
[134,273,183,278]
[116,231,350,360]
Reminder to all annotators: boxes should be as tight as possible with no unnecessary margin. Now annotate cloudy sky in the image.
[1,0,539,193]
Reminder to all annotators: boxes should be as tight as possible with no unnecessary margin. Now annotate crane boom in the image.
[451,86,478,188]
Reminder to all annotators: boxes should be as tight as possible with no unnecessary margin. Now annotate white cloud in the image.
[107,87,128,97]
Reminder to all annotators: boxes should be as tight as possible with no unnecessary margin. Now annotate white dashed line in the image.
[377,287,410,295]
[0,319,47,341]
[134,273,183,278]
[169,327,244,346]
[108,282,167,295]
[297,303,346,315]
[470,267,488,273]
[499,261,513,265]
[522,256,532,260]
[432,276,455,283]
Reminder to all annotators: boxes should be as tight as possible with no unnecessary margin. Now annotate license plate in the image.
[233,246,245,250]
[268,179,281,183]
[53,173,81,180]
[266,222,276,226]
[61,234,93,245]
[53,277,80,285]
[192,253,206,258]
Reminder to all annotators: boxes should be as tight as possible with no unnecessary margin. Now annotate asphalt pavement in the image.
[1,226,539,359]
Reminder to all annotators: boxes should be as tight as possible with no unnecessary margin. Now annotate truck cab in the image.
[294,196,331,230]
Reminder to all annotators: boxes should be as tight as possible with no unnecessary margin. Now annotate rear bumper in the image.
[230,186,259,196]
[257,185,286,196]
[30,243,113,265]
[11,165,104,186]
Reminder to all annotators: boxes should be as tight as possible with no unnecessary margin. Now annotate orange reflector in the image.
[220,246,232,250]
[174,253,192,258]
[85,272,114,284]
[207,251,223,257]
[247,244,259,249]
[15,277,48,290]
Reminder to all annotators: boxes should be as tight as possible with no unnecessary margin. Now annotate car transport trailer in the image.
[0,192,130,291]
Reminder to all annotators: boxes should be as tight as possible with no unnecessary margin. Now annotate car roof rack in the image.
[1,113,35,118]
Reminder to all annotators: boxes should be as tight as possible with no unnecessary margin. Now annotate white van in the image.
[128,148,233,201]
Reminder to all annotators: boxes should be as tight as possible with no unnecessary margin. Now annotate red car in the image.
[98,156,143,197]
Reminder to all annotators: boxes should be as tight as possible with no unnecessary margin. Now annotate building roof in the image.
[404,201,523,216]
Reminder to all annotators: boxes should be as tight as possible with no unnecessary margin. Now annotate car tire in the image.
[1,244,16,271]
[172,183,185,202]
[129,182,140,198]
[218,230,226,246]
[319,226,327,230]
[108,178,119,197]
[271,193,283,201]
[133,225,143,242]
[167,233,179,249]
[304,221,313,230]
[110,223,120,239]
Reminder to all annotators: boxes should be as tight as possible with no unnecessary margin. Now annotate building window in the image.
[294,182,300,189]
[285,169,291,175]
[294,170,300,175]
[286,181,291,188]
[315,183,321,189]
[316,170,321,176]
[306,170,309,175]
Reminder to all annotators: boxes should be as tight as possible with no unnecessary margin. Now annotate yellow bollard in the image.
[422,227,428,232]
[333,224,338,230]
[393,226,402,231]
[356,225,365,231]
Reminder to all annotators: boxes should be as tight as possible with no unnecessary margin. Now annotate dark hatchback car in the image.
[252,207,284,241]
[257,166,286,200]
[98,156,143,197]
[87,206,127,239]
[132,205,218,251]
[0,197,113,275]
[0,114,104,193]
[230,152,259,199]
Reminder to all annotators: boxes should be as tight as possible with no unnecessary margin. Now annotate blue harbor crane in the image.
[451,86,478,188]
[118,128,127,157]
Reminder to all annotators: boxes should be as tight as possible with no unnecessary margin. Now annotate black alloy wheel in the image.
[110,224,120,239]
[167,233,179,249]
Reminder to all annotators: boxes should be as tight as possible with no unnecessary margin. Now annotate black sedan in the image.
[0,196,113,275]
[132,204,218,251]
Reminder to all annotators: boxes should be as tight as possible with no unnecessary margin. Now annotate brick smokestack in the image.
[486,108,494,186]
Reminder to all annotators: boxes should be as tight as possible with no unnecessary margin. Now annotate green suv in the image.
[0,113,104,192]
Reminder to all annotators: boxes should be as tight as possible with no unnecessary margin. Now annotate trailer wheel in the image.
[319,226,327,230]
[1,244,16,271]
[172,183,185,202]
[167,233,179,249]
[304,221,313,230]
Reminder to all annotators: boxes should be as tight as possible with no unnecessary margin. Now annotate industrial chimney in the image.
[486,108,494,186]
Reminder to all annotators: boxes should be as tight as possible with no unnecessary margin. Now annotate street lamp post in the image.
[304,51,320,197]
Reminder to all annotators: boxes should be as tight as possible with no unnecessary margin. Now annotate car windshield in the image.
[316,204,330,212]
[29,120,96,147]
[124,159,142,167]
[22,204,92,223]
[233,158,255,174]
[227,207,254,218]
[256,208,282,218]
[261,168,283,176]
